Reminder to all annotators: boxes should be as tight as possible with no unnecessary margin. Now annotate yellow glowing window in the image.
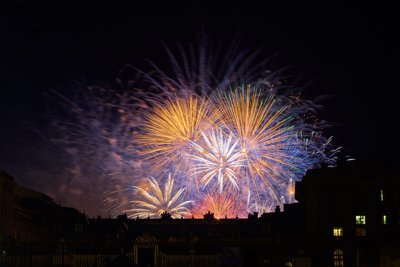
[382,215,387,225]
[333,249,344,267]
[333,227,343,237]
[380,189,384,202]
[355,215,366,225]
[355,227,366,236]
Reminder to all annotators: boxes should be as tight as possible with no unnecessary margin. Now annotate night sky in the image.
[1,3,398,214]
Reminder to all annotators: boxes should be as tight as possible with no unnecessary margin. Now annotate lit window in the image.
[355,215,366,225]
[382,215,387,225]
[355,227,366,236]
[333,249,344,267]
[380,189,384,202]
[333,227,343,237]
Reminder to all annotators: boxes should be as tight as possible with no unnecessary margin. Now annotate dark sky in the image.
[1,2,399,184]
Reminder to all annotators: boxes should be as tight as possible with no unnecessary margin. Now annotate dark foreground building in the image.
[1,160,400,267]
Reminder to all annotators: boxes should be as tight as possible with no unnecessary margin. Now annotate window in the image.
[74,222,83,233]
[207,227,214,237]
[333,249,344,267]
[333,227,343,237]
[380,189,384,202]
[382,215,387,225]
[355,215,366,225]
[355,227,366,236]
[116,230,124,239]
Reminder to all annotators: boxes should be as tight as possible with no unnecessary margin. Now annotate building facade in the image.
[1,160,399,267]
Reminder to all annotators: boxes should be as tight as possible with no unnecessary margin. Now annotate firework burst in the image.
[136,95,218,173]
[124,173,194,219]
[37,35,340,218]
[215,85,304,204]
[190,130,244,193]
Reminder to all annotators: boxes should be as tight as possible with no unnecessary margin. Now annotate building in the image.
[1,160,399,267]
[295,160,400,267]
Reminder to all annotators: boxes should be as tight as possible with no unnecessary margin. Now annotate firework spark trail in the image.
[191,192,248,219]
[214,85,306,204]
[136,95,217,171]
[249,201,276,215]
[123,173,194,219]
[190,130,244,193]
[138,33,273,98]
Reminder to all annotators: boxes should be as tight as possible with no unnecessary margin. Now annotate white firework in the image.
[190,130,244,192]
[125,173,193,219]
